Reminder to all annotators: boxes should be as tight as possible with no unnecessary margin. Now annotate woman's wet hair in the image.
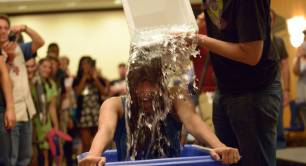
[126,57,174,157]
[127,57,162,90]
[127,57,164,122]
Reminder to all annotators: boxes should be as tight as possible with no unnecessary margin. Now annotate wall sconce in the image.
[287,16,306,48]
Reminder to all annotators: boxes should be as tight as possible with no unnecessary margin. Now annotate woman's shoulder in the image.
[104,96,121,104]
[102,96,124,117]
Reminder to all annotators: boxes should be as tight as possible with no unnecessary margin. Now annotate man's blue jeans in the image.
[10,121,32,166]
[213,80,281,166]
[0,112,11,166]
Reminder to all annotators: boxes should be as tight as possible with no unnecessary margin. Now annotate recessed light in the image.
[17,5,28,10]
[114,0,121,5]
[66,2,77,7]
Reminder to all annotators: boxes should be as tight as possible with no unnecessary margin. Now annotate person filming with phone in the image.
[73,56,107,152]
[0,14,45,166]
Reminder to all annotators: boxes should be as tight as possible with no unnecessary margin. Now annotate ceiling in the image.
[0,0,202,15]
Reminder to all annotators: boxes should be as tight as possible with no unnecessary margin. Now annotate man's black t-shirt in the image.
[203,0,278,94]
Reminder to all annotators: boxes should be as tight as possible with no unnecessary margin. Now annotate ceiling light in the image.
[114,0,121,5]
[66,2,77,8]
[287,16,306,48]
[17,5,28,10]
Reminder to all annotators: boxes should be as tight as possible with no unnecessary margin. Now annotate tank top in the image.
[114,96,182,161]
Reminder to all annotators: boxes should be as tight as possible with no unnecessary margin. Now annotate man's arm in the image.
[197,35,263,66]
[11,25,45,53]
[197,0,267,66]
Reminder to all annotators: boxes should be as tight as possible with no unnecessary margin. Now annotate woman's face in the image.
[60,58,69,71]
[136,80,160,112]
[81,59,92,74]
[26,59,37,79]
[39,60,52,79]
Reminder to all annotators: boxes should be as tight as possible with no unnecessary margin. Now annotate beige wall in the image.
[271,0,306,127]
[10,10,130,80]
[9,1,306,125]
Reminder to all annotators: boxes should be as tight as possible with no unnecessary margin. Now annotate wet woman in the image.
[79,57,241,166]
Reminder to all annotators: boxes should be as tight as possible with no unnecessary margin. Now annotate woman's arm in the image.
[74,76,88,96]
[0,56,15,129]
[174,96,224,148]
[175,94,240,164]
[79,97,122,166]
[91,68,105,96]
[49,97,59,130]
[89,97,122,155]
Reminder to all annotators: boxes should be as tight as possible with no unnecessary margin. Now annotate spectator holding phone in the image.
[0,14,44,166]
[73,56,107,152]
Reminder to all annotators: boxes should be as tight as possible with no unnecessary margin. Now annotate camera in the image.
[8,32,17,42]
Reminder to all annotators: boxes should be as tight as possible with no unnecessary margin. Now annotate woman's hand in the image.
[210,146,241,165]
[79,154,106,166]
[82,73,90,82]
[91,68,99,80]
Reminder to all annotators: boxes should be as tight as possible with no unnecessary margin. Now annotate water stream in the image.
[124,24,198,160]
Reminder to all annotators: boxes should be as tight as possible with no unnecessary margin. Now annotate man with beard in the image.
[79,57,240,166]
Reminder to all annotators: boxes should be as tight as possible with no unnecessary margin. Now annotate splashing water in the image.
[125,24,199,160]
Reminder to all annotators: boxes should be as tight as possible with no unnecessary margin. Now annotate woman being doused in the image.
[79,57,241,166]
[124,57,180,160]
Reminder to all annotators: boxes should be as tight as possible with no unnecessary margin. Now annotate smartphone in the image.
[8,32,17,42]
[91,59,96,68]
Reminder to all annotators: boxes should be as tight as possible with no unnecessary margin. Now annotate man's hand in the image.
[170,32,197,47]
[4,107,16,129]
[210,146,241,165]
[2,41,17,61]
[10,24,27,34]
[79,155,106,166]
